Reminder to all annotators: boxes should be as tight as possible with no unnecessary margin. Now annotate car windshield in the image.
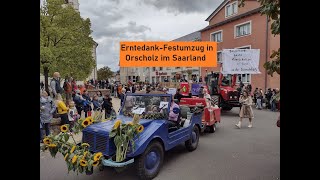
[121,95,171,120]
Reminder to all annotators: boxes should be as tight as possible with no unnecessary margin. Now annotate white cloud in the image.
[79,0,224,71]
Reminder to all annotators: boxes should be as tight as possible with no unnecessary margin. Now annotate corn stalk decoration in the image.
[109,114,144,162]
[41,116,104,175]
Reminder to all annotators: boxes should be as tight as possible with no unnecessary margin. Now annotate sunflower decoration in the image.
[64,153,69,161]
[137,125,144,133]
[81,143,90,148]
[60,125,69,133]
[127,122,134,126]
[70,145,76,153]
[82,151,88,159]
[48,143,57,148]
[92,160,99,167]
[80,159,88,167]
[81,119,90,128]
[113,120,122,129]
[85,116,94,124]
[43,137,52,145]
[71,155,78,164]
[93,152,103,161]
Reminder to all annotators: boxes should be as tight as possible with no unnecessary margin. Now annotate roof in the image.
[205,0,230,22]
[199,7,261,32]
[172,31,201,41]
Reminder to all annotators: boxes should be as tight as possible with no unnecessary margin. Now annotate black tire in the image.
[185,125,200,151]
[209,124,216,133]
[135,141,164,180]
[222,106,233,111]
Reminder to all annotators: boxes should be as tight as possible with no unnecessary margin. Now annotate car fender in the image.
[127,121,167,157]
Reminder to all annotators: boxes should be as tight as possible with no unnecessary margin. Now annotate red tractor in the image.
[179,97,221,133]
[205,72,241,111]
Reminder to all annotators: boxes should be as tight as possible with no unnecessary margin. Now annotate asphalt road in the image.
[40,97,280,180]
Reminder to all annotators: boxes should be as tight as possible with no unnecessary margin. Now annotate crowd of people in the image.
[40,72,116,143]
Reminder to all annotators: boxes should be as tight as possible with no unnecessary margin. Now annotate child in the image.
[102,95,113,119]
[92,95,101,111]
[68,101,79,132]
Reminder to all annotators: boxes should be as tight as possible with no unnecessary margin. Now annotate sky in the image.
[79,0,224,71]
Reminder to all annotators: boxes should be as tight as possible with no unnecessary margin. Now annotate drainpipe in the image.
[264,16,269,90]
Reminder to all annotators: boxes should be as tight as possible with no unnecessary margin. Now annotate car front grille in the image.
[82,132,109,154]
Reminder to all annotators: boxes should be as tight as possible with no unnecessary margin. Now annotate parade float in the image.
[41,93,203,179]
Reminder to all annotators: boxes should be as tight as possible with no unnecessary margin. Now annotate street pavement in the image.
[40,97,280,180]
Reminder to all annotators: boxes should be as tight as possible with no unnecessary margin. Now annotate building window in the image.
[225,1,238,17]
[236,74,251,84]
[210,30,223,42]
[152,67,156,71]
[159,67,163,71]
[235,21,251,37]
[175,67,180,69]
[217,51,222,63]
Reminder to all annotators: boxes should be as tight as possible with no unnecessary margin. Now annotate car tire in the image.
[209,124,216,133]
[135,141,164,180]
[185,125,200,151]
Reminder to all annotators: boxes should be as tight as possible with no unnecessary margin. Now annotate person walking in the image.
[256,88,263,110]
[55,94,69,126]
[40,90,56,137]
[50,72,63,99]
[235,90,254,128]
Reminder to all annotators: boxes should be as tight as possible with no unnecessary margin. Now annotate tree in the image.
[40,0,95,92]
[97,66,114,80]
[239,0,280,77]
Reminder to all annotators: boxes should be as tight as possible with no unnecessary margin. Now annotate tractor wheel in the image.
[209,124,216,133]
[135,141,164,180]
[185,125,200,151]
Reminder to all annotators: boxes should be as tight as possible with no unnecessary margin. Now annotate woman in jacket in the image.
[40,91,56,137]
[102,95,113,119]
[235,90,254,129]
[55,94,69,125]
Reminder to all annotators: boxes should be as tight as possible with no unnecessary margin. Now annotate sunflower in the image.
[85,116,94,124]
[93,152,103,161]
[70,146,76,153]
[60,125,68,133]
[81,143,90,148]
[82,119,90,128]
[71,155,78,164]
[113,120,122,129]
[48,144,57,148]
[92,160,99,167]
[127,122,134,126]
[80,159,88,167]
[64,153,69,161]
[43,138,52,145]
[83,151,88,159]
[137,125,144,133]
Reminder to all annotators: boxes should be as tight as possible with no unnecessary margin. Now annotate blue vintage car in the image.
[82,93,203,179]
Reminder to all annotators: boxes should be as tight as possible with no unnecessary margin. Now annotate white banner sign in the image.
[222,49,261,74]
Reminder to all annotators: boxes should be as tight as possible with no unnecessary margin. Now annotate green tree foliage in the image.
[239,0,280,77]
[40,0,95,91]
[97,66,114,80]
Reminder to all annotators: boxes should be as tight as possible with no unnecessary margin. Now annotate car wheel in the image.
[135,141,164,180]
[185,125,200,151]
[209,124,216,133]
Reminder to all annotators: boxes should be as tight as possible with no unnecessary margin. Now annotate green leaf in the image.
[64,134,69,142]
